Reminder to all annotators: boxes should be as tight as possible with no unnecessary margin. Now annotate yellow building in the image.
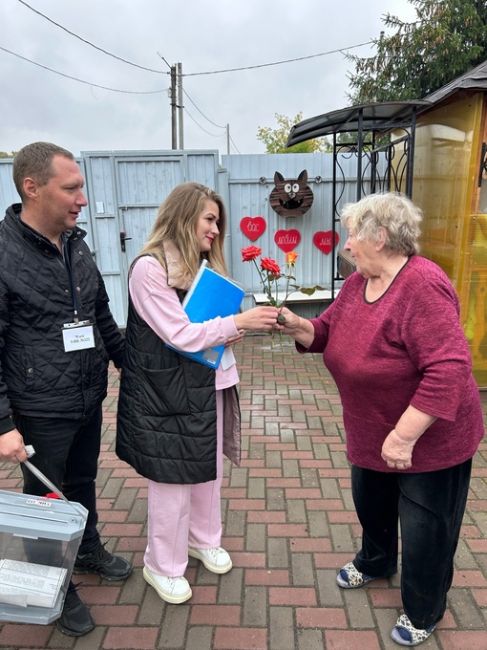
[413,61,487,387]
[287,62,487,387]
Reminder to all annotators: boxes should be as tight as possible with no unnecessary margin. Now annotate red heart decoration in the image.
[274,229,301,253]
[240,216,266,242]
[313,231,340,254]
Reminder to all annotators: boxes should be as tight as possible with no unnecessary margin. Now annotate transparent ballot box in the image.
[0,489,87,624]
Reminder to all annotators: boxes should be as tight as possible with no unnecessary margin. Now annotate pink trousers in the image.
[144,391,224,577]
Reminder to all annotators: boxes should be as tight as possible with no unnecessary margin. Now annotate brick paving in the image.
[0,333,486,649]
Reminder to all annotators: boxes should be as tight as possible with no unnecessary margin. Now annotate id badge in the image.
[62,320,95,352]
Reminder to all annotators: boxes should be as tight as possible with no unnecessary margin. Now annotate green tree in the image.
[0,151,16,158]
[257,112,330,153]
[348,0,487,103]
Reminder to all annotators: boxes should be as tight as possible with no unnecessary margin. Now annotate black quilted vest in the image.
[116,290,218,484]
[0,204,124,425]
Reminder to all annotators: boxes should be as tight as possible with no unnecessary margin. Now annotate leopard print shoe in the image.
[336,562,376,589]
[391,613,436,646]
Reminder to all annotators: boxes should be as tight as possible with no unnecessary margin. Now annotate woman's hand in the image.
[273,307,315,348]
[381,406,436,470]
[234,306,280,332]
[381,429,416,470]
[274,306,301,331]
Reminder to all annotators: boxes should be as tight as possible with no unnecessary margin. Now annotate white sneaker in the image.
[188,546,232,574]
[143,566,192,604]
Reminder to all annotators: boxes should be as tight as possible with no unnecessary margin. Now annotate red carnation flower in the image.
[241,245,262,262]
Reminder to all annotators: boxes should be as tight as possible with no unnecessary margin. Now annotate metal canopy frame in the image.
[287,100,431,297]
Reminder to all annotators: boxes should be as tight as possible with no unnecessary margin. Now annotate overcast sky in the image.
[0,0,417,156]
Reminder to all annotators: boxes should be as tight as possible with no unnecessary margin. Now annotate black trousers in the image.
[351,459,472,629]
[15,407,102,554]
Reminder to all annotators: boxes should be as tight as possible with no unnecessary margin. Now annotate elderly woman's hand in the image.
[273,306,315,349]
[381,429,416,470]
[274,307,301,332]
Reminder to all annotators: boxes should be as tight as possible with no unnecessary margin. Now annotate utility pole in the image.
[226,124,230,155]
[170,65,177,149]
[177,62,184,150]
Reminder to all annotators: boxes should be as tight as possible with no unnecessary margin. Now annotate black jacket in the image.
[116,291,218,484]
[0,204,125,433]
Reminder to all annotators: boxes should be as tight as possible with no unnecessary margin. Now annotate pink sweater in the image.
[129,256,239,390]
[304,256,485,472]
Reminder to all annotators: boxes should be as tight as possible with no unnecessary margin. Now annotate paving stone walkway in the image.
[0,334,486,649]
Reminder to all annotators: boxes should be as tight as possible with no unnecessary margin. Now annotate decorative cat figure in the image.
[269,170,314,217]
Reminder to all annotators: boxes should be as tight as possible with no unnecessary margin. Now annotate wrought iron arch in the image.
[287,101,430,297]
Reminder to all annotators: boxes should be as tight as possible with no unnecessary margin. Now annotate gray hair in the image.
[13,142,74,200]
[341,192,422,256]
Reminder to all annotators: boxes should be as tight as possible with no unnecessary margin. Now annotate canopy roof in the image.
[424,59,487,105]
[287,59,487,147]
[286,100,429,147]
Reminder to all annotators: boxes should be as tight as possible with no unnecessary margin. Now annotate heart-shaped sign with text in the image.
[274,229,301,253]
[313,231,339,254]
[240,216,266,242]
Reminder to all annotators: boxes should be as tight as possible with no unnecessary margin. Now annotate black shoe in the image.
[74,541,132,581]
[56,589,95,637]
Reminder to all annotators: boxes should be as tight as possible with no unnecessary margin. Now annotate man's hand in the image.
[0,428,27,462]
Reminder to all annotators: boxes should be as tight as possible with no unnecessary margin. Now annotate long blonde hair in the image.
[141,182,228,283]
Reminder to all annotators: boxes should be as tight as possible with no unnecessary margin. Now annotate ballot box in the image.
[0,490,87,624]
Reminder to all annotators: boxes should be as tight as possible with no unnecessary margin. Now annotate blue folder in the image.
[171,260,245,369]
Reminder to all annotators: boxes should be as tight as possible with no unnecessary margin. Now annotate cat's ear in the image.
[274,171,284,184]
[297,170,308,183]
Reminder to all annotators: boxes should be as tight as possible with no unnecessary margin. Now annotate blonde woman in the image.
[116,182,278,604]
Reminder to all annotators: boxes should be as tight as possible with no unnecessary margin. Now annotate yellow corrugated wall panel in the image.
[412,93,487,387]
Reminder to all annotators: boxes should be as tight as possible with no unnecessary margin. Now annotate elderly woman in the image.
[277,192,484,647]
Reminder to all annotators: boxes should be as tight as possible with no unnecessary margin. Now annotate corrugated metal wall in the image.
[222,153,358,312]
[82,149,221,324]
[0,149,361,325]
[0,156,94,244]
[0,160,18,207]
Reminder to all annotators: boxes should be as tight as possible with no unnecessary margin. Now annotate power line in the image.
[183,89,226,129]
[15,0,374,83]
[16,0,372,80]
[181,84,240,153]
[183,41,374,76]
[229,134,241,154]
[12,0,374,151]
[14,0,234,144]
[16,0,167,75]
[0,45,169,94]
[183,106,223,138]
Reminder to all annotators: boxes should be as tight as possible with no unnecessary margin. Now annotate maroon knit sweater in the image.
[303,255,485,473]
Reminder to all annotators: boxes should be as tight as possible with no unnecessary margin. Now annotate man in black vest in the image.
[0,142,132,636]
